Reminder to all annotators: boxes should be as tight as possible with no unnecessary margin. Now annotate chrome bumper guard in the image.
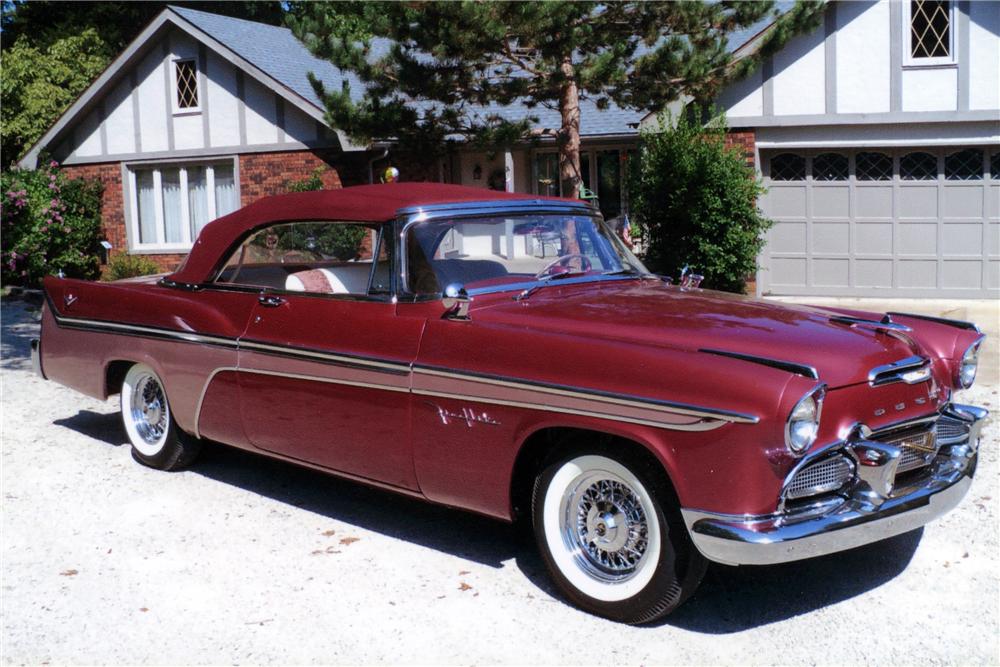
[682,403,988,566]
[30,338,45,380]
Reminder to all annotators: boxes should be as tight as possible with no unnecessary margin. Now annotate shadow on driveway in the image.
[54,408,922,630]
[54,410,127,447]
[661,529,921,632]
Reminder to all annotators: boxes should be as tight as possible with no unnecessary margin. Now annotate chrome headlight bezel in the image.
[957,336,984,389]
[785,384,826,456]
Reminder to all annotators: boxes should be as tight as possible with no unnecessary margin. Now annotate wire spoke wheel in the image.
[566,475,650,582]
[533,450,706,623]
[120,363,201,470]
[130,374,169,446]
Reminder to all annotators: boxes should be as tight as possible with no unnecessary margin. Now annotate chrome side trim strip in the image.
[50,310,410,375]
[412,365,759,425]
[56,314,239,349]
[238,339,411,374]
[192,366,408,439]
[412,388,725,432]
[54,307,760,433]
[885,311,981,333]
[699,348,819,380]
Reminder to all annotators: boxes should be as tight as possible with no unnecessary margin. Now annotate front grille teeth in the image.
[786,456,854,500]
[880,426,938,475]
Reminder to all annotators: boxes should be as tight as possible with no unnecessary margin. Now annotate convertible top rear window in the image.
[215,221,390,297]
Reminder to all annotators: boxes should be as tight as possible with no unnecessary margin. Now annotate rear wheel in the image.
[120,363,201,470]
[532,450,706,624]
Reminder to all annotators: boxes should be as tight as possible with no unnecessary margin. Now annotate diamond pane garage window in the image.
[769,153,806,181]
[812,153,848,182]
[175,60,199,110]
[990,153,999,180]
[901,152,937,180]
[910,1,951,60]
[856,152,893,181]
[945,149,983,181]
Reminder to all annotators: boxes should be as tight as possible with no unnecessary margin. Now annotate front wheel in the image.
[120,363,201,470]
[532,451,706,624]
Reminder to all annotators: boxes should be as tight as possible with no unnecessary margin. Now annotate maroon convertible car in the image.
[33,183,988,623]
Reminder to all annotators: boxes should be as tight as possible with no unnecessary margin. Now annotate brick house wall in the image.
[724,129,758,294]
[725,129,756,169]
[239,150,345,206]
[58,161,129,262]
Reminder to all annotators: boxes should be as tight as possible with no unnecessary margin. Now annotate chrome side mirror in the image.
[441,283,472,321]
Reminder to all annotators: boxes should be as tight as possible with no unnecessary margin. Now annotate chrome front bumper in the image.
[682,403,988,566]
[31,338,45,380]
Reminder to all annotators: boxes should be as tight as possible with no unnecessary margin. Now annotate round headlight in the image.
[958,339,983,388]
[785,386,825,455]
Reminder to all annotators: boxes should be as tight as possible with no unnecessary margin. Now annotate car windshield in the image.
[404,214,649,295]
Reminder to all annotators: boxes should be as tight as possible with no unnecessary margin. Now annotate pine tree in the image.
[289,1,824,195]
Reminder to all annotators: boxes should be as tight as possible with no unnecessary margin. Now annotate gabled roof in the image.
[20,6,770,168]
[19,6,365,168]
[168,6,364,111]
[171,6,647,138]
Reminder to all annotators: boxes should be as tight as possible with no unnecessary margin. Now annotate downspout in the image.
[368,146,390,184]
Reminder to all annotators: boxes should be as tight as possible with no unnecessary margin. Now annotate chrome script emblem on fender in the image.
[435,405,500,428]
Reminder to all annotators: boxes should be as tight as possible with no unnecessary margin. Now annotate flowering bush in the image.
[1,162,104,287]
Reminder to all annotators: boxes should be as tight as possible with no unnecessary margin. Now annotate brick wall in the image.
[724,129,759,295]
[725,129,756,169]
[238,149,346,206]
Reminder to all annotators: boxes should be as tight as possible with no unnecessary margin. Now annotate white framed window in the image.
[127,160,239,252]
[903,0,956,67]
[173,58,200,113]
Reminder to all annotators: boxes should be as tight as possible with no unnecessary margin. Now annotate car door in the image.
[226,221,424,491]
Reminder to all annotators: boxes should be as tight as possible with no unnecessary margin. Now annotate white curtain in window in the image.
[187,166,209,237]
[161,168,183,243]
[214,164,238,216]
[135,170,157,244]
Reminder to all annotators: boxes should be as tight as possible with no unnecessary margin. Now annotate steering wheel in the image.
[534,253,592,280]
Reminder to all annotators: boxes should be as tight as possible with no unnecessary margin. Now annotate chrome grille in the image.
[936,415,968,444]
[882,428,937,474]
[787,456,854,500]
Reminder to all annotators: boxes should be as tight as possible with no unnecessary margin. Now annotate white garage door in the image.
[759,147,999,298]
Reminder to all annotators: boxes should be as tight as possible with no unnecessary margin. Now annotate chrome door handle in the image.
[258,294,285,307]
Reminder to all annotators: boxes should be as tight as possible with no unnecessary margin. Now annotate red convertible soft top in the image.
[169,182,561,284]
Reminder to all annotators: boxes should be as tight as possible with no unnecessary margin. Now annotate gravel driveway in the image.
[2,299,998,665]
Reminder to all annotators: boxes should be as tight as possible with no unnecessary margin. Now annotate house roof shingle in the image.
[170,5,647,138]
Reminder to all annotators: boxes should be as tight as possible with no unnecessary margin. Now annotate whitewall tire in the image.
[120,363,201,470]
[532,449,706,624]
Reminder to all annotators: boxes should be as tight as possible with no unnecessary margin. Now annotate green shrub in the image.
[104,253,161,281]
[628,111,771,293]
[2,162,104,287]
[285,167,327,193]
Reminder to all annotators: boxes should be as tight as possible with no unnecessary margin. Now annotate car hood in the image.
[472,280,920,389]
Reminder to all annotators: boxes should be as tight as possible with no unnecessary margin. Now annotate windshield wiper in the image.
[539,269,590,282]
[602,266,656,280]
[514,271,589,301]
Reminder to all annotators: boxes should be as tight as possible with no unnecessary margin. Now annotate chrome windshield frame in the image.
[395,199,652,300]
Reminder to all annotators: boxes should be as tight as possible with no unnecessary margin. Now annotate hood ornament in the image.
[678,265,704,289]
